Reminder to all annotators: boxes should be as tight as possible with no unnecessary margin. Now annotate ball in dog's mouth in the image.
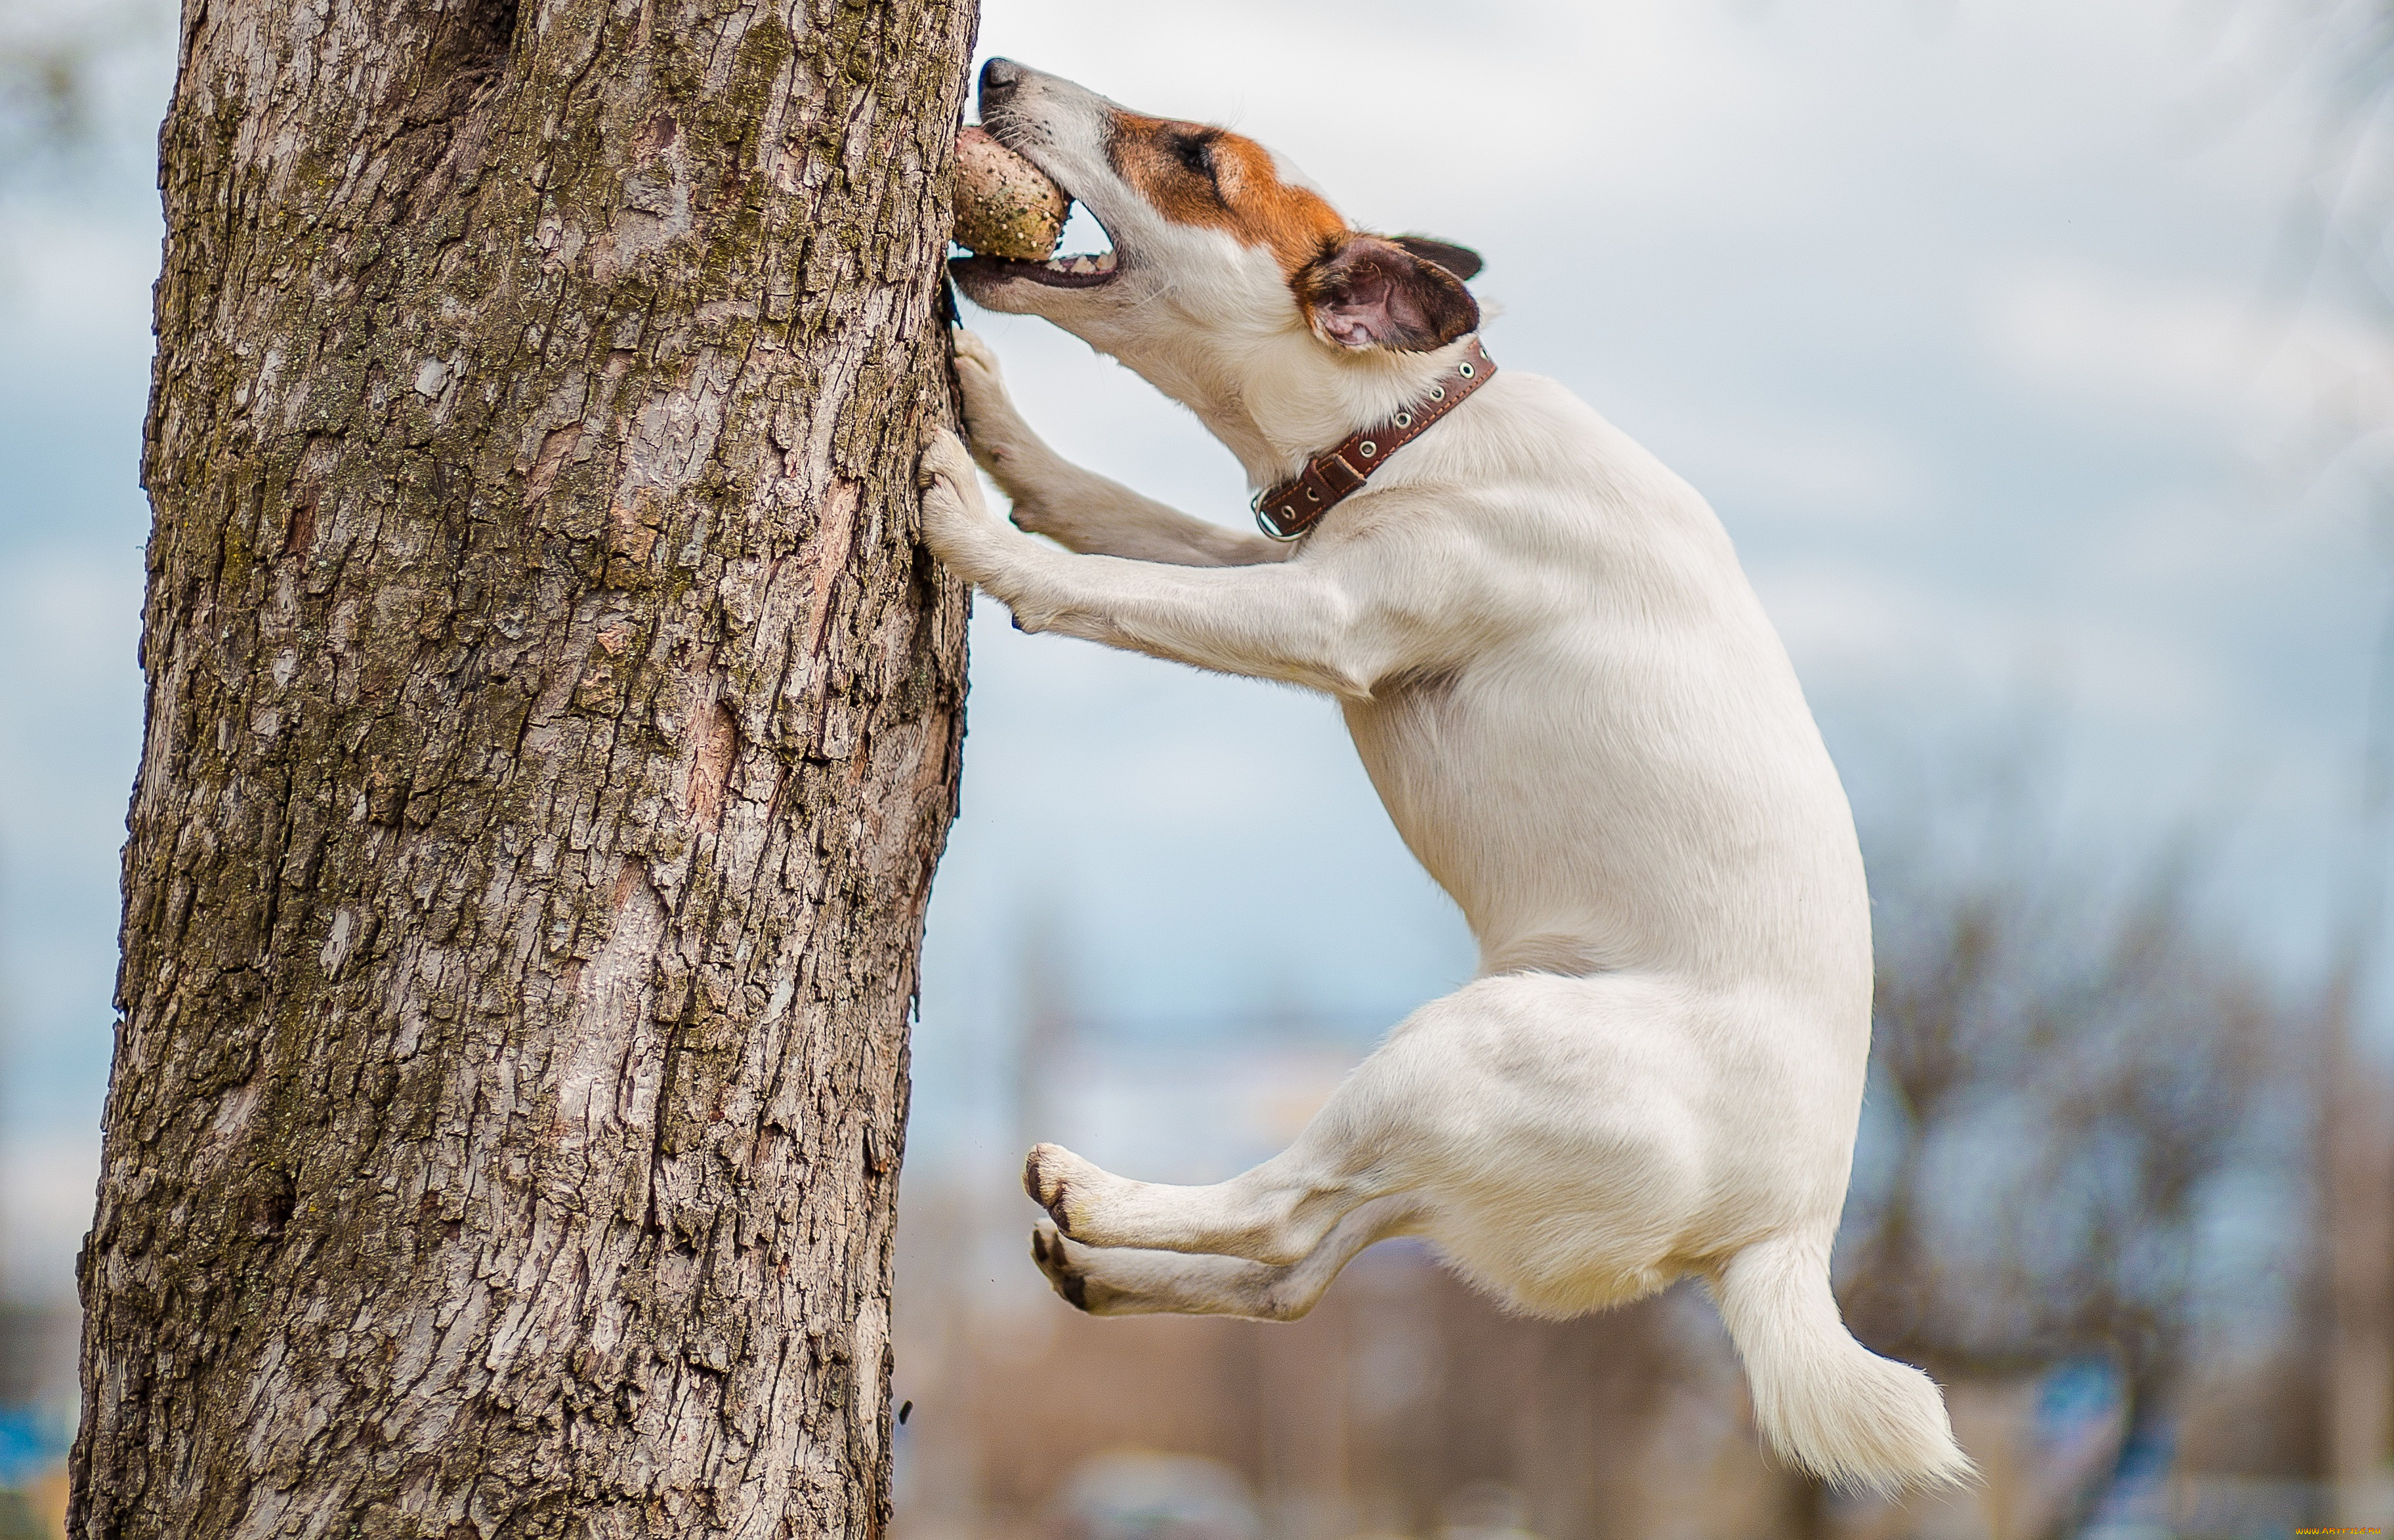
[950,126,1119,287]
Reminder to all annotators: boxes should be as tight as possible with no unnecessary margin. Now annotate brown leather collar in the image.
[1253,337,1497,541]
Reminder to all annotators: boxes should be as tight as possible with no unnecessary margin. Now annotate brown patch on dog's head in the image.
[1107,112,1347,276]
[1293,235,1481,352]
[1106,112,1482,353]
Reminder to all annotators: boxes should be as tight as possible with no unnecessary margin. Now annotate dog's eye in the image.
[1171,133,1215,180]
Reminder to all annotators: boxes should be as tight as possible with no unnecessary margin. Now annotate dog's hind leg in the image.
[1022,1134,1385,1267]
[1020,971,1722,1291]
[951,329,1292,568]
[1018,993,1491,1265]
[1030,1194,1426,1320]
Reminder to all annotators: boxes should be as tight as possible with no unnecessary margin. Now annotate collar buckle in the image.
[1253,488,1309,541]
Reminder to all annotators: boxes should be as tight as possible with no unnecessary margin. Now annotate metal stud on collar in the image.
[1360,441,1377,457]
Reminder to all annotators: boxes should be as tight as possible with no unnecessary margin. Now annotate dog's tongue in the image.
[952,127,1068,262]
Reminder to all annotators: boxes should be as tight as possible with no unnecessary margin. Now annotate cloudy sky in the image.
[1,0,2385,1297]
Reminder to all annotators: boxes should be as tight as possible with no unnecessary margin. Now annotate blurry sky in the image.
[1,0,2385,1301]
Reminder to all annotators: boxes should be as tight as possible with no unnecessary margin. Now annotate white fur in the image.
[921,62,1974,1492]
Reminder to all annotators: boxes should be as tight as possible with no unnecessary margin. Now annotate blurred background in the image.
[3,0,2391,1535]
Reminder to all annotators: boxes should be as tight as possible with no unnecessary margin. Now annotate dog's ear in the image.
[1296,234,1480,352]
[1391,236,1483,282]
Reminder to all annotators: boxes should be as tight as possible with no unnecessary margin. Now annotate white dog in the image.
[915,59,1971,1492]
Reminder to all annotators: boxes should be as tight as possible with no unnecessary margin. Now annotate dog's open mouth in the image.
[950,124,1123,289]
[953,203,1122,289]
[952,245,1120,288]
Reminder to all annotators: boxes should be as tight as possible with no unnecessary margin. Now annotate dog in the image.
[915,58,1972,1491]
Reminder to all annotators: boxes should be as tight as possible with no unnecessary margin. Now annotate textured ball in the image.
[952,126,1068,262]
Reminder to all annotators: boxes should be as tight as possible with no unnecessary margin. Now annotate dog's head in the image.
[953,60,1484,469]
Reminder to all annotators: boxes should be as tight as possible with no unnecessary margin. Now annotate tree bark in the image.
[72,0,974,1531]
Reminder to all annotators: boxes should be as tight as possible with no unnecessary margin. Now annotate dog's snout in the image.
[979,57,1024,102]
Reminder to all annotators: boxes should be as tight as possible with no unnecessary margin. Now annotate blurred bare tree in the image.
[2242,10,2394,1518]
[2256,0,2394,835]
[0,9,94,169]
[0,0,160,178]
[0,33,82,161]
[1832,785,2302,1537]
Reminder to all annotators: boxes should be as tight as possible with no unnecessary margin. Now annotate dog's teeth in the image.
[1035,250,1116,278]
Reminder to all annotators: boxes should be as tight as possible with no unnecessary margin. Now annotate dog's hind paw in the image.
[1030,1221,1092,1311]
[1023,1141,1070,1222]
[1024,1141,1100,1238]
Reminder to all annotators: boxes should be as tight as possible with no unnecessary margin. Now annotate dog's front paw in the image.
[951,330,1019,461]
[915,428,1002,577]
[917,427,978,507]
[951,325,1004,382]
[950,331,1053,520]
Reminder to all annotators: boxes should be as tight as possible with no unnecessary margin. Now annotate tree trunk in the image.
[72,0,974,1531]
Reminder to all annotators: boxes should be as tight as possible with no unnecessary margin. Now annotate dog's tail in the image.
[1711,1232,1977,1493]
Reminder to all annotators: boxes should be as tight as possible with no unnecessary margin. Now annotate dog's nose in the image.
[980,58,1024,101]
